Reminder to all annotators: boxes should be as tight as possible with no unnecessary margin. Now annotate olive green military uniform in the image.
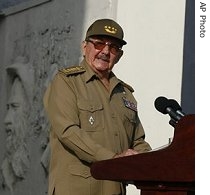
[44,59,151,195]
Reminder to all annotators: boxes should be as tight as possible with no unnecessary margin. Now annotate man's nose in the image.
[101,45,111,54]
[4,108,13,125]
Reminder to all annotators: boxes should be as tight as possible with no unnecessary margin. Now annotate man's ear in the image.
[81,41,87,56]
[118,49,123,58]
[115,50,124,64]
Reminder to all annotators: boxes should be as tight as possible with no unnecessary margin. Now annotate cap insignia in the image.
[104,25,117,34]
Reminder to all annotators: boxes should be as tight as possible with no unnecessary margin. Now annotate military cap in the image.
[85,19,127,45]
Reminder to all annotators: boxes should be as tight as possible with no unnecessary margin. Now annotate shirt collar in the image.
[80,59,121,90]
[80,59,97,83]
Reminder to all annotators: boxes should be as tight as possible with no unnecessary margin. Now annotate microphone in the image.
[168,99,185,117]
[154,96,185,126]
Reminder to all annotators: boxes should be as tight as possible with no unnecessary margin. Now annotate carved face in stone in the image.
[4,77,28,155]
[3,77,30,183]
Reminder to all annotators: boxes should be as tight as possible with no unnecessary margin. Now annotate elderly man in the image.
[44,18,151,195]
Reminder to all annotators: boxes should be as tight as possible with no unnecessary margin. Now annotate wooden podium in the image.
[90,115,195,195]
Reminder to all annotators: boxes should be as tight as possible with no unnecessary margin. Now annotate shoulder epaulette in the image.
[120,80,134,92]
[59,66,85,76]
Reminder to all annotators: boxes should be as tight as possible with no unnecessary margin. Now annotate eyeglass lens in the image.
[87,39,121,54]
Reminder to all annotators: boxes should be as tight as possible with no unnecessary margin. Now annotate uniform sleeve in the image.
[132,115,152,152]
[44,73,115,163]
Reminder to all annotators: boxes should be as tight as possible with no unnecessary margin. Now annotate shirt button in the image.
[83,171,89,177]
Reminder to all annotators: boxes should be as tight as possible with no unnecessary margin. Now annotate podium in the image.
[90,115,195,195]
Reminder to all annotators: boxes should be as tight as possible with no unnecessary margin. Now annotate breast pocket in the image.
[78,99,104,131]
[123,110,137,138]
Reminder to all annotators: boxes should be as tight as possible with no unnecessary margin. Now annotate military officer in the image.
[44,18,151,195]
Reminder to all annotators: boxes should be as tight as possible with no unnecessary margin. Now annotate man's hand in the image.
[113,149,138,158]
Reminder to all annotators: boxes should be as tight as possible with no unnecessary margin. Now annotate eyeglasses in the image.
[86,39,122,55]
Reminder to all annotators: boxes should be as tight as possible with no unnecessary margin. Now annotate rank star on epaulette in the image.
[122,97,137,112]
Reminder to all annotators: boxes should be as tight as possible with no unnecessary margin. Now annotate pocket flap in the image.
[78,100,103,112]
[69,164,91,178]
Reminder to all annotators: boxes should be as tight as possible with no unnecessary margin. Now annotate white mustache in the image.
[97,55,110,62]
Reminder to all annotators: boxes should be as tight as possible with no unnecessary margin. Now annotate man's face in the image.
[82,36,123,76]
[4,78,28,154]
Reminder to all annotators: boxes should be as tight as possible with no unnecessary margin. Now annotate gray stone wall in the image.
[0,0,116,194]
[0,0,30,10]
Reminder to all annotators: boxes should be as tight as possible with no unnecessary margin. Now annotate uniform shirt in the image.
[44,59,151,195]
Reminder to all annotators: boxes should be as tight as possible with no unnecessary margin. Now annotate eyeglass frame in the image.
[85,38,122,55]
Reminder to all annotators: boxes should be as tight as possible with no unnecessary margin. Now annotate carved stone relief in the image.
[0,21,76,195]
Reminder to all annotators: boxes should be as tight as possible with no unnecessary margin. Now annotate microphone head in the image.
[154,96,170,114]
[168,99,182,111]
